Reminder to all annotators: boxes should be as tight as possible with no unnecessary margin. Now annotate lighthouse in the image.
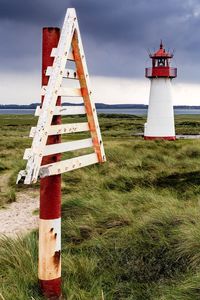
[144,41,177,140]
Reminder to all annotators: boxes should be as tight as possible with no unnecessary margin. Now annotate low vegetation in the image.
[1,113,200,299]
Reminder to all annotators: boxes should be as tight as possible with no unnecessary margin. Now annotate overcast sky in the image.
[1,0,200,105]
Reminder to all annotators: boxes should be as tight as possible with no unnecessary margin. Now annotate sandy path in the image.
[0,191,39,237]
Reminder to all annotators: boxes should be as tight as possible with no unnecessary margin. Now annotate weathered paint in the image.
[30,122,89,138]
[21,10,77,184]
[16,8,107,299]
[72,30,106,163]
[41,86,82,97]
[40,27,61,220]
[35,105,86,116]
[39,219,61,280]
[51,47,74,61]
[39,152,98,177]
[17,8,106,184]
[46,66,78,79]
[39,27,62,299]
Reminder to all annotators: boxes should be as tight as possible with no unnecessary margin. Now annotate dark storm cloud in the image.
[0,0,62,24]
[1,0,200,81]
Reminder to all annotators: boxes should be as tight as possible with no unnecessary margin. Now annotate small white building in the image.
[144,42,177,140]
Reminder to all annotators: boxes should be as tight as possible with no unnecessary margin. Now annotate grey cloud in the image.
[0,0,200,81]
[0,0,64,25]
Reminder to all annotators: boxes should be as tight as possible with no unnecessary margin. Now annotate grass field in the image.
[1,113,200,299]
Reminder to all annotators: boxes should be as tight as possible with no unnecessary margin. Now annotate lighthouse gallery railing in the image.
[145,67,177,78]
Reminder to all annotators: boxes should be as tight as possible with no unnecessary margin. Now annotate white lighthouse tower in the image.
[144,41,177,140]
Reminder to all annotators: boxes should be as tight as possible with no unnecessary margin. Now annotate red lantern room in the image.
[145,41,177,78]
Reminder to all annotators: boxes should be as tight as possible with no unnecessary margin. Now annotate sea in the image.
[1,108,200,115]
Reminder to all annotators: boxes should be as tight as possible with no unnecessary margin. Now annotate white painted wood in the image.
[43,138,93,155]
[51,47,74,61]
[29,127,36,137]
[46,66,78,79]
[35,105,86,116]
[23,8,78,184]
[39,153,98,177]
[34,106,41,116]
[41,86,82,97]
[17,8,106,184]
[23,148,31,160]
[30,122,89,137]
[24,138,93,159]
[50,47,57,58]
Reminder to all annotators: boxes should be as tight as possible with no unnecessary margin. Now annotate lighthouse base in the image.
[144,78,175,139]
[144,136,176,141]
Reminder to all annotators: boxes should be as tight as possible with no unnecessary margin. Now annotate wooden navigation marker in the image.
[17,8,106,299]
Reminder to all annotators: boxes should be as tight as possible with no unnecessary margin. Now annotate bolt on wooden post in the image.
[39,27,62,299]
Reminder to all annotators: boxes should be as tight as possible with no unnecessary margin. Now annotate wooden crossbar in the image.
[35,105,86,116]
[29,122,89,137]
[39,152,98,177]
[46,67,78,79]
[51,47,75,61]
[23,138,93,160]
[41,86,82,97]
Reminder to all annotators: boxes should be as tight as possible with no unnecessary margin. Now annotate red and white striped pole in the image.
[39,27,62,299]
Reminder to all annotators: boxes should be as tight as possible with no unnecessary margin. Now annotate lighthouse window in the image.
[158,58,165,66]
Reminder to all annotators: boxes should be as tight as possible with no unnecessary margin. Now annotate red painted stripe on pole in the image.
[39,277,61,299]
[40,27,61,220]
[39,27,62,299]
[144,136,176,141]
[40,176,61,219]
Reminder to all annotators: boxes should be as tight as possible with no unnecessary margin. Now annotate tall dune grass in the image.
[1,114,200,299]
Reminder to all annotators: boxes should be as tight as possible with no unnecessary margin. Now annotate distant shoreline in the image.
[1,108,200,115]
[0,103,200,110]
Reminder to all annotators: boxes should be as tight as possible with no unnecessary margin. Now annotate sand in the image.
[0,191,39,237]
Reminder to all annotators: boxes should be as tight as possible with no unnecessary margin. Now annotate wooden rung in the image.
[43,138,93,156]
[29,122,89,137]
[60,87,82,97]
[46,67,78,79]
[39,153,98,177]
[41,86,82,97]
[50,47,74,61]
[24,138,93,159]
[35,105,86,116]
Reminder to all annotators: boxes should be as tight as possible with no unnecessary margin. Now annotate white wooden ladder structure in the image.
[17,8,106,184]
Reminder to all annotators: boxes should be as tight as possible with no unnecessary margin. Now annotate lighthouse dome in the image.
[150,41,173,58]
